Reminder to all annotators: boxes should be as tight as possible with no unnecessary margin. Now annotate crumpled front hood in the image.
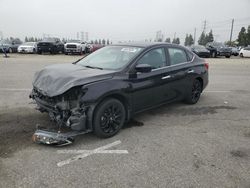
[33,63,114,97]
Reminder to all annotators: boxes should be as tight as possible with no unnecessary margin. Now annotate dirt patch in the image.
[148,105,236,116]
[230,149,250,158]
[244,132,250,138]
[0,107,54,158]
[124,119,144,129]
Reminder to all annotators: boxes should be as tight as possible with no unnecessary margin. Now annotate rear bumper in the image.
[217,51,231,56]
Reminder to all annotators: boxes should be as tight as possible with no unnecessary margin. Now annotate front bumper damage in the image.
[30,88,91,146]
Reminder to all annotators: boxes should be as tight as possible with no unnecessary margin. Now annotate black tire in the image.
[225,55,231,58]
[240,53,243,58]
[65,52,68,55]
[185,79,202,104]
[93,98,126,138]
[37,50,42,54]
[212,51,216,58]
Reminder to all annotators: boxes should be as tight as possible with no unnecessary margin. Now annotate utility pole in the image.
[229,18,234,45]
[194,28,196,45]
[203,20,207,33]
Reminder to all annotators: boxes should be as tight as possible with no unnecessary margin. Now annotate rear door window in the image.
[168,48,188,65]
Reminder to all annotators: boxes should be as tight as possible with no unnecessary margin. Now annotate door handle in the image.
[161,75,171,80]
[187,69,194,74]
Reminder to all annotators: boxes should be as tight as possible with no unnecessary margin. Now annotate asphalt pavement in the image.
[0,54,250,188]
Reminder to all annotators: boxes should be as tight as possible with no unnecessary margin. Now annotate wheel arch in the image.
[195,77,204,91]
[87,92,131,131]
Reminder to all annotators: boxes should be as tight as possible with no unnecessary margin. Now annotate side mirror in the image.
[135,64,152,73]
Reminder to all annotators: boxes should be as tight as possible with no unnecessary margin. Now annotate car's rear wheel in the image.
[225,55,231,58]
[93,98,126,138]
[185,79,202,104]
[240,53,244,57]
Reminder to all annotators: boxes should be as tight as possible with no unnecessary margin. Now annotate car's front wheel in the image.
[185,79,202,104]
[93,98,126,138]
[240,53,244,57]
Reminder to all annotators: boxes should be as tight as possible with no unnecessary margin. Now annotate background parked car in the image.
[230,47,239,56]
[90,44,104,52]
[239,47,250,57]
[206,42,232,58]
[37,38,64,54]
[0,39,22,53]
[64,40,88,55]
[189,45,210,58]
[18,42,37,53]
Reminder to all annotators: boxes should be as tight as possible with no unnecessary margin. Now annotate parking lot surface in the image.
[0,54,250,188]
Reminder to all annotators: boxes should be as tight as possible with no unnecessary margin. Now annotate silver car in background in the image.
[18,42,37,53]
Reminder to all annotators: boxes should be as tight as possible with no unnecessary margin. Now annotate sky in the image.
[0,0,249,44]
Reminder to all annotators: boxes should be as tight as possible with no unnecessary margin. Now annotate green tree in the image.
[94,39,98,44]
[107,39,110,45]
[237,27,247,46]
[165,38,171,43]
[98,39,101,44]
[198,32,206,45]
[189,34,194,45]
[184,34,194,46]
[184,34,189,46]
[172,37,180,44]
[25,36,28,42]
[102,39,106,45]
[207,30,214,43]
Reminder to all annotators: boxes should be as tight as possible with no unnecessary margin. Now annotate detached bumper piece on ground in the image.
[32,126,91,146]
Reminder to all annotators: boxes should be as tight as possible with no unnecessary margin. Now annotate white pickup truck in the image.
[64,40,88,55]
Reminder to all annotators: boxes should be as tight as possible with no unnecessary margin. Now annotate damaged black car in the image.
[30,43,208,145]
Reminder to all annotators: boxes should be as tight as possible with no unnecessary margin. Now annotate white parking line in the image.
[57,140,128,167]
[0,88,31,91]
[204,90,231,93]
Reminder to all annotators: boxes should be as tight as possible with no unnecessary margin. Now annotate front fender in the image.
[80,78,131,104]
[80,78,132,129]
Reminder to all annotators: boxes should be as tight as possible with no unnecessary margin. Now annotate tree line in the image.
[161,25,250,47]
[6,25,250,47]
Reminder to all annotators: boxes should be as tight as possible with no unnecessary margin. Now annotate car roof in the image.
[111,42,180,48]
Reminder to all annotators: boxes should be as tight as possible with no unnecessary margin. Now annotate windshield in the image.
[68,40,81,43]
[77,46,143,70]
[23,42,35,46]
[0,39,10,44]
[213,42,225,47]
[193,45,206,50]
[42,38,56,42]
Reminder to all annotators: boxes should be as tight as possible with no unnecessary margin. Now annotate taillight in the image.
[204,61,209,70]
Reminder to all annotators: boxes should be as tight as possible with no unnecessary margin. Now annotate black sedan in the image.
[190,45,210,58]
[30,42,209,145]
